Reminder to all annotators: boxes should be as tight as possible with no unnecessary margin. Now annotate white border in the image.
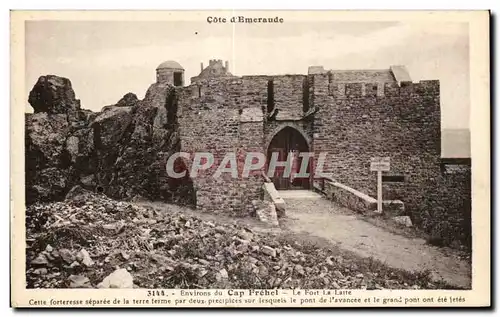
[3,1,497,316]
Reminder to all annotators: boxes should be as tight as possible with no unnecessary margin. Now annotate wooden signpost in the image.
[370,157,390,213]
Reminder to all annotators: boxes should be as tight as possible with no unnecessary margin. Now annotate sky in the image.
[25,19,470,129]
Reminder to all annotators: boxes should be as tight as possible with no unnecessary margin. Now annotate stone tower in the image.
[191,59,233,84]
[156,60,185,86]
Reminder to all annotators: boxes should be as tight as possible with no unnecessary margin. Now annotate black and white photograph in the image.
[11,10,490,307]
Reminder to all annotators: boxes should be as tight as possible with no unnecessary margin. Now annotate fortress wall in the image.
[178,80,240,214]
[178,71,464,238]
[236,78,270,213]
[309,74,336,175]
[239,76,270,110]
[239,121,266,213]
[272,75,307,119]
[178,78,269,215]
[178,74,315,215]
[329,69,397,83]
[311,75,442,225]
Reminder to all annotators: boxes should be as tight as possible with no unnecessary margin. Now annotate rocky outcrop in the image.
[28,75,81,114]
[100,93,139,112]
[25,75,195,206]
[116,93,139,107]
[94,83,194,204]
[25,85,86,203]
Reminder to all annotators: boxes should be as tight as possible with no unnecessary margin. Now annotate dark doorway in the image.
[266,127,311,190]
[173,72,183,86]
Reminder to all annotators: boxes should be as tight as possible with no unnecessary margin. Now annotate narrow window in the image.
[173,72,183,86]
[267,80,274,113]
[303,77,310,112]
[382,175,405,183]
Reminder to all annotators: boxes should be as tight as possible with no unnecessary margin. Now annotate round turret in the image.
[156,60,184,86]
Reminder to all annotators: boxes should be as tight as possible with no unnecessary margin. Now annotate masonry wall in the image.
[310,74,442,226]
[176,69,470,249]
[177,74,314,215]
[157,69,182,85]
[433,166,472,247]
[272,75,307,119]
[177,77,270,215]
[329,70,397,83]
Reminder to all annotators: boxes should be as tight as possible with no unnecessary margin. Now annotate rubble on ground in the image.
[392,216,413,227]
[26,188,450,289]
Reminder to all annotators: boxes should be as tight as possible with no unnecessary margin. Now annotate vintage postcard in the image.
[11,10,490,307]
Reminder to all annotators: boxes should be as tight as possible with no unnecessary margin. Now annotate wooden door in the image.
[267,127,310,190]
[272,147,289,190]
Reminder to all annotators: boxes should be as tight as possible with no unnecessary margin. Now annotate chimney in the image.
[225,60,229,72]
[200,62,204,72]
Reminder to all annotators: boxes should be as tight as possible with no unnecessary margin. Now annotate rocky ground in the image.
[26,186,456,290]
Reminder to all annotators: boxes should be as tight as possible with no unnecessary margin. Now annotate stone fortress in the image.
[158,60,442,215]
[25,58,471,247]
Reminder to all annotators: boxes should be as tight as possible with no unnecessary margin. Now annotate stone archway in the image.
[266,126,311,190]
[266,123,312,148]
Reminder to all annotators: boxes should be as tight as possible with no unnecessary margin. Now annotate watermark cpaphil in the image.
[165,151,329,179]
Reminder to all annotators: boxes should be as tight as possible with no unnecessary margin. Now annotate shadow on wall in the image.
[415,168,472,250]
[166,157,197,207]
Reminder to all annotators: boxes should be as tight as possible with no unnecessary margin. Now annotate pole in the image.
[377,170,383,213]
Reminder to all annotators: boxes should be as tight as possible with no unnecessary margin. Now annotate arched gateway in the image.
[266,126,311,190]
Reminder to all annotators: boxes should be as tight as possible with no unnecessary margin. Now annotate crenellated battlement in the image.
[186,76,268,100]
[186,71,439,101]
[324,79,440,98]
[186,74,306,99]
[208,59,224,66]
[181,73,440,124]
